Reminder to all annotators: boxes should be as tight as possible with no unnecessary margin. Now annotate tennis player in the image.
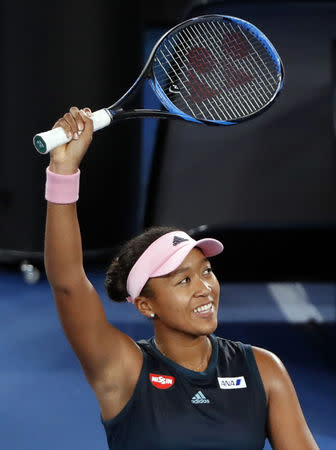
[44,106,319,450]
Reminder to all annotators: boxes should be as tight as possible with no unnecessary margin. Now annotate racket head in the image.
[148,14,284,125]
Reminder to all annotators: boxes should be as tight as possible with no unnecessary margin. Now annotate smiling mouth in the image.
[193,302,214,315]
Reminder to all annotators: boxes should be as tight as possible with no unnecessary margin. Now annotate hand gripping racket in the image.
[33,14,284,154]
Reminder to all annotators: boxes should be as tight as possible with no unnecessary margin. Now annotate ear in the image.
[134,296,155,319]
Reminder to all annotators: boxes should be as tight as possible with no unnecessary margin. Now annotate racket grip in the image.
[33,109,112,154]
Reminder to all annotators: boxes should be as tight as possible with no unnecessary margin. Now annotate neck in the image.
[154,329,212,372]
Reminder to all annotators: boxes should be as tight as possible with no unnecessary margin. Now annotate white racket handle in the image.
[33,108,112,154]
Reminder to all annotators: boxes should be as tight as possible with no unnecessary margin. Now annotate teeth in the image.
[193,302,213,313]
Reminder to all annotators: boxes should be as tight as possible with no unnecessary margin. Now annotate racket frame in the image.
[33,14,284,154]
[107,14,284,125]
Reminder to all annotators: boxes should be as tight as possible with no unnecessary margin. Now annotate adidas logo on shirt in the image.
[191,391,210,404]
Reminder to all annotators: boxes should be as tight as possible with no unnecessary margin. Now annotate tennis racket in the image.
[33,14,284,154]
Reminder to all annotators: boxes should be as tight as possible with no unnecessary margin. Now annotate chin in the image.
[197,318,218,336]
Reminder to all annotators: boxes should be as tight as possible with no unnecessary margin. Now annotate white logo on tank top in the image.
[217,376,247,389]
[191,391,210,404]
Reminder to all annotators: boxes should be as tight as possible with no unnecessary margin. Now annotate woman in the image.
[45,106,319,450]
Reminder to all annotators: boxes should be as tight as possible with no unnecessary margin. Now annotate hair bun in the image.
[104,226,180,303]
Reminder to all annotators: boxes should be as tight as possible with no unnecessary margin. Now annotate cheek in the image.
[158,287,190,315]
[211,277,220,297]
[167,288,190,308]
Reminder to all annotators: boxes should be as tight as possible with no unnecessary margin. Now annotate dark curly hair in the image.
[105,226,181,303]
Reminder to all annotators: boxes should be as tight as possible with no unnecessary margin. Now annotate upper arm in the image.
[52,273,142,389]
[252,346,319,450]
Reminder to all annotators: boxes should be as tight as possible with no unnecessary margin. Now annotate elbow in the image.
[50,284,72,296]
[46,268,87,294]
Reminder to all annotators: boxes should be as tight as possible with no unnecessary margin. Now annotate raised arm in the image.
[45,108,90,289]
[44,107,142,417]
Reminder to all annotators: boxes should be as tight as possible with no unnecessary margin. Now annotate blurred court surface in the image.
[0,268,335,449]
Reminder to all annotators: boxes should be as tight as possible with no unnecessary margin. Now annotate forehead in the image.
[163,247,207,278]
[148,248,209,293]
[178,247,205,265]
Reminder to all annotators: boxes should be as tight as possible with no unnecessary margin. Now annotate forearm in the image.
[45,201,85,290]
[43,107,93,290]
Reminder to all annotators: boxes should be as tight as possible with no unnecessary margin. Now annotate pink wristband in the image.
[45,166,80,204]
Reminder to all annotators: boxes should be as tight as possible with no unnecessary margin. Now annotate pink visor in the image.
[126,231,223,303]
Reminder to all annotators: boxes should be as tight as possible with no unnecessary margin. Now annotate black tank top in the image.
[101,334,267,450]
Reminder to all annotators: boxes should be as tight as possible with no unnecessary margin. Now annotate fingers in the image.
[53,106,93,140]
[79,108,93,137]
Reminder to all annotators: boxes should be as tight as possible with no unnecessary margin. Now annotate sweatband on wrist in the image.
[45,166,80,204]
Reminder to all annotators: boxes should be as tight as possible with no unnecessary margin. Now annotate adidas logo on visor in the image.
[173,236,189,246]
[191,391,210,404]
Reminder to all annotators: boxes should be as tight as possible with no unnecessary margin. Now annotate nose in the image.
[194,277,212,297]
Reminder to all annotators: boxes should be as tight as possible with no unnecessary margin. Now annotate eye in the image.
[203,267,212,276]
[179,276,190,285]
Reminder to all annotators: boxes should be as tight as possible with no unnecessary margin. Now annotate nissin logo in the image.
[217,376,247,389]
[150,373,175,389]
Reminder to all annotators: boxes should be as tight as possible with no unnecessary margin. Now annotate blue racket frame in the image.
[106,14,284,126]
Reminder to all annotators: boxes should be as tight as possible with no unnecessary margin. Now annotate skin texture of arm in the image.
[252,346,320,450]
[44,108,143,418]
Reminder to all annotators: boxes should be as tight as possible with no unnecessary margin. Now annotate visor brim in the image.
[150,238,223,278]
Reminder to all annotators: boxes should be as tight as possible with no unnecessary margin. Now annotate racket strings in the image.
[222,22,278,98]
[183,24,259,117]
[211,23,274,94]
[178,29,242,118]
[176,34,244,120]
[162,37,219,120]
[213,22,276,110]
[182,22,275,116]
[157,31,249,119]
[191,21,277,107]
[153,18,281,121]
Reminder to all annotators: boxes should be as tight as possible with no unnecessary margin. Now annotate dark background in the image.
[0,0,335,281]
[0,4,335,449]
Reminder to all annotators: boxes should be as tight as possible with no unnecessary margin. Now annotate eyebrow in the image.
[168,257,210,278]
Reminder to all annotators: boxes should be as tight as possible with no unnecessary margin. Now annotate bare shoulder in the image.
[251,346,287,404]
[251,346,320,449]
[251,345,284,373]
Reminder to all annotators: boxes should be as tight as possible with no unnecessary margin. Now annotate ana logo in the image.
[150,373,175,390]
[217,376,247,390]
[173,236,189,246]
